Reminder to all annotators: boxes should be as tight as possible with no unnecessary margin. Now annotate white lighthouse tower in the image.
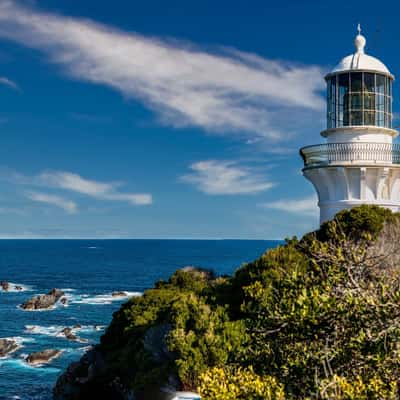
[300,25,400,224]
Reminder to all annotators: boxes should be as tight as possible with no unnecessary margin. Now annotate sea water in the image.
[0,239,280,400]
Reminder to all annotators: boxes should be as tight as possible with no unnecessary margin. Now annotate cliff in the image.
[54,205,400,400]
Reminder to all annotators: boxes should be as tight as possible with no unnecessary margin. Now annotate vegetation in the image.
[98,205,400,399]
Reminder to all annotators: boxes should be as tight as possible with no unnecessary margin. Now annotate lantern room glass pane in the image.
[377,112,385,126]
[350,111,362,125]
[350,93,362,109]
[350,72,362,92]
[376,94,385,111]
[376,75,385,95]
[363,93,375,109]
[364,111,375,125]
[363,73,375,92]
[338,73,349,104]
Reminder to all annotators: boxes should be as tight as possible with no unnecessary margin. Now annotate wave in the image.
[68,291,142,305]
[0,357,62,372]
[0,282,33,293]
[24,324,105,340]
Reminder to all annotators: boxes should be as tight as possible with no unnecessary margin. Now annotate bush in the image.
[96,205,400,399]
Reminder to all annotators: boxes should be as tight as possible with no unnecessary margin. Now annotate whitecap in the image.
[70,291,141,305]
[0,357,61,372]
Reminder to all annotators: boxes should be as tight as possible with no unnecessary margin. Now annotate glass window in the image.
[350,72,362,92]
[376,94,385,111]
[364,111,375,125]
[338,73,349,104]
[350,111,362,125]
[387,78,392,98]
[376,75,385,95]
[363,92,375,109]
[363,73,375,92]
[350,93,362,109]
[376,112,385,126]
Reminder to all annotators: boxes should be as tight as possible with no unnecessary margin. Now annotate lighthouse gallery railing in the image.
[300,142,400,168]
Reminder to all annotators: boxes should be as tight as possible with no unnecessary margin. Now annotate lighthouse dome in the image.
[330,27,391,76]
[332,53,391,75]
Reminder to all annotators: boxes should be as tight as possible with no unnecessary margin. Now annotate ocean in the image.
[0,239,280,400]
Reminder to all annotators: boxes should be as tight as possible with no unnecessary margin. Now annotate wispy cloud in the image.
[260,195,318,216]
[0,76,18,90]
[0,168,152,206]
[37,171,152,205]
[26,191,78,214]
[181,160,274,195]
[0,1,325,140]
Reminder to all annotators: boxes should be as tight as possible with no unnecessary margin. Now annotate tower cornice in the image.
[321,126,398,138]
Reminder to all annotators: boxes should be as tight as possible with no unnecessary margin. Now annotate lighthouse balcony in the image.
[300,142,400,168]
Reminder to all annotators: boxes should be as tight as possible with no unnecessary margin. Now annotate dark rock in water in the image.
[26,349,62,365]
[111,291,127,297]
[0,339,19,357]
[0,281,10,291]
[20,288,65,310]
[59,327,88,344]
[60,297,68,305]
[61,328,78,341]
[15,285,23,291]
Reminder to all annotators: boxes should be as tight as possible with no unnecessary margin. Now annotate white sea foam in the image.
[0,282,33,292]
[0,357,62,372]
[70,291,141,305]
[24,324,104,341]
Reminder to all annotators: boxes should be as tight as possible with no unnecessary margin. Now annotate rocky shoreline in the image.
[20,288,66,310]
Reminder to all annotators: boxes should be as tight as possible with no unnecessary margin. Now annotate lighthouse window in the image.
[350,72,362,91]
[350,93,362,109]
[376,94,385,112]
[376,75,385,95]
[363,73,375,92]
[363,92,375,109]
[327,72,393,129]
[350,111,362,125]
[364,111,375,125]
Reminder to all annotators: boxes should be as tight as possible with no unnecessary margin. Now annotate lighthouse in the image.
[300,25,400,224]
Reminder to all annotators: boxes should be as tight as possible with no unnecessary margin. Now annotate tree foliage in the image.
[98,205,400,399]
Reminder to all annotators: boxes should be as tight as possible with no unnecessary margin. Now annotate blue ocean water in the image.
[0,239,280,400]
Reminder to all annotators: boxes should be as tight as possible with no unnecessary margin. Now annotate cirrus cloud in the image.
[0,0,325,141]
[181,160,274,195]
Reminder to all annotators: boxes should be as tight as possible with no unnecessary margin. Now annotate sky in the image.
[0,0,398,239]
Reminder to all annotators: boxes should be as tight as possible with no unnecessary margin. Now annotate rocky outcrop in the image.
[0,281,10,291]
[20,288,64,310]
[60,328,88,343]
[112,291,127,297]
[26,349,62,365]
[0,339,19,357]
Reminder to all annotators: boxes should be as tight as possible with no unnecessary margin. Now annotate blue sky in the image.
[0,0,398,239]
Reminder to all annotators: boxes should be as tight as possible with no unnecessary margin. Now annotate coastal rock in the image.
[15,285,23,291]
[26,349,62,365]
[20,288,65,310]
[112,291,127,297]
[60,327,88,343]
[0,281,10,291]
[0,339,19,357]
[60,297,68,305]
